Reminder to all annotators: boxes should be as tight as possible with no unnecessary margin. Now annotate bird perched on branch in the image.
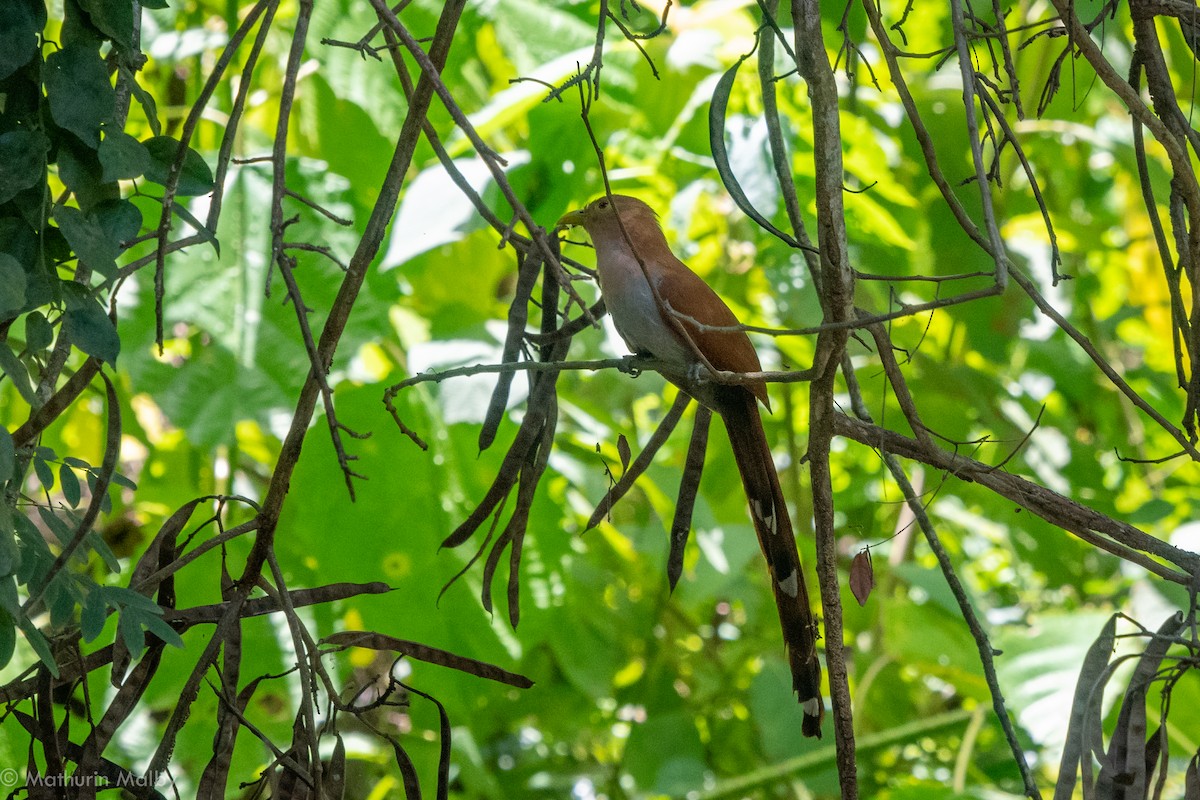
[557,194,824,737]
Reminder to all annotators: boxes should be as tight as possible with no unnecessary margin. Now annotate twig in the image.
[835,415,1200,580]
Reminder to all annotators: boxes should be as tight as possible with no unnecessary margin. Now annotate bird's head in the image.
[557,194,659,234]
[556,195,665,253]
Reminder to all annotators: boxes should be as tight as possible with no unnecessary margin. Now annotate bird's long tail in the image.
[715,386,824,738]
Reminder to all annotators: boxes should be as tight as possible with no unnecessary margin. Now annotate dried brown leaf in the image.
[849,549,874,606]
[617,434,631,471]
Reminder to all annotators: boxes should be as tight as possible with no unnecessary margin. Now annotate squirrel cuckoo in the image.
[557,195,824,737]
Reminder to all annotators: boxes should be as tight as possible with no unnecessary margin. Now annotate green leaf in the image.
[1129,498,1174,524]
[709,56,801,249]
[624,711,706,794]
[37,506,74,548]
[143,136,215,196]
[170,201,219,256]
[0,610,15,670]
[0,0,43,81]
[44,45,115,148]
[13,512,45,550]
[62,282,120,365]
[59,463,81,507]
[85,471,115,513]
[80,590,108,641]
[77,0,133,50]
[55,205,120,277]
[141,613,184,649]
[118,65,161,137]
[0,130,50,204]
[49,574,77,626]
[0,573,18,616]
[56,139,114,211]
[87,531,121,573]
[109,470,137,490]
[117,609,145,656]
[140,0,168,7]
[0,253,26,319]
[102,585,162,612]
[94,198,143,246]
[62,0,105,50]
[19,619,59,677]
[0,427,13,483]
[98,131,151,183]
[33,456,55,492]
[0,504,17,575]
[25,311,53,351]
[0,344,37,405]
[13,513,51,587]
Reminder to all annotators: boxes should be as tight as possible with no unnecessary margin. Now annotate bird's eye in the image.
[597,199,609,209]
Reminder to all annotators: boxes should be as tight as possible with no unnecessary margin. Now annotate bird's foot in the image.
[619,354,645,377]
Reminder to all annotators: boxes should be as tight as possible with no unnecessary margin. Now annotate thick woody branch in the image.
[793,0,858,788]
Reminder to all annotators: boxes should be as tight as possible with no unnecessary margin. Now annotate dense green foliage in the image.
[1,0,1199,798]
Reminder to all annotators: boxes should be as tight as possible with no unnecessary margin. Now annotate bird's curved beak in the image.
[556,208,585,229]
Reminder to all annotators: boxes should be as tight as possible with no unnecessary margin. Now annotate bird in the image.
[557,194,824,737]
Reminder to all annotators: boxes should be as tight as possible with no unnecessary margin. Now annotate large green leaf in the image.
[98,130,151,182]
[142,135,215,196]
[54,205,120,277]
[0,0,43,81]
[77,0,133,50]
[0,130,49,204]
[61,281,119,364]
[44,45,115,148]
[0,254,26,318]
